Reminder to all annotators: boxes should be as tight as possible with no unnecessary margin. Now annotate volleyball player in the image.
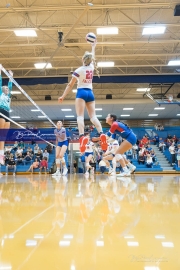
[58,42,107,153]
[84,134,96,175]
[0,65,13,165]
[105,114,137,176]
[52,121,69,177]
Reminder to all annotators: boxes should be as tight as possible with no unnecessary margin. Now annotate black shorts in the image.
[0,108,10,122]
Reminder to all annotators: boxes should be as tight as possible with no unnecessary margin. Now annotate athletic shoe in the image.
[129,165,136,173]
[118,171,131,177]
[0,155,4,165]
[52,170,61,177]
[108,167,113,174]
[110,171,116,176]
[100,134,108,151]
[62,167,68,176]
[79,136,89,153]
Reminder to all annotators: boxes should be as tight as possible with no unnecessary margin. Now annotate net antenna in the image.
[1,66,56,127]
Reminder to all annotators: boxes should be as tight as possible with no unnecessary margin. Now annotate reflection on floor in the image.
[0,173,180,270]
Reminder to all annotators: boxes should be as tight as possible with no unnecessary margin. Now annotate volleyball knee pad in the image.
[56,159,60,164]
[90,115,98,124]
[60,157,65,163]
[77,116,84,123]
[115,154,123,161]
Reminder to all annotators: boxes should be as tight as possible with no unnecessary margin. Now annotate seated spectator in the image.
[43,149,49,161]
[141,136,149,147]
[27,158,39,173]
[172,135,178,144]
[132,144,138,159]
[159,138,166,152]
[154,123,158,130]
[166,139,172,147]
[153,134,159,145]
[18,141,25,149]
[146,154,153,168]
[4,151,11,165]
[138,150,145,164]
[23,151,33,165]
[99,160,107,174]
[12,141,18,151]
[4,145,13,154]
[15,147,23,157]
[140,145,146,155]
[150,150,157,163]
[39,157,48,174]
[34,143,40,154]
[6,156,16,176]
[46,143,53,154]
[146,144,152,153]
[35,150,43,161]
[159,125,164,131]
[167,134,172,140]
[15,152,24,165]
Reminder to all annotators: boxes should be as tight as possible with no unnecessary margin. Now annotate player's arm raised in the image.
[58,77,77,103]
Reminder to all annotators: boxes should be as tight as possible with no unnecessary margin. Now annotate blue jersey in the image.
[107,121,132,139]
[54,127,69,142]
[0,75,13,112]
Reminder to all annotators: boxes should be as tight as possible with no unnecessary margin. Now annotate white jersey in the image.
[85,141,94,153]
[111,140,119,154]
[72,64,94,89]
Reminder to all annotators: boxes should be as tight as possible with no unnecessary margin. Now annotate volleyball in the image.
[86,32,97,44]
[167,94,173,102]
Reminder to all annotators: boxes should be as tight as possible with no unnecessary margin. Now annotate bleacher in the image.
[0,143,55,175]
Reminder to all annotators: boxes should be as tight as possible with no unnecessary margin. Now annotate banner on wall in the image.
[0,128,80,142]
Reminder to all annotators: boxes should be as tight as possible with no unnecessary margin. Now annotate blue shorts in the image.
[57,140,69,147]
[125,132,137,146]
[85,152,93,157]
[76,88,95,103]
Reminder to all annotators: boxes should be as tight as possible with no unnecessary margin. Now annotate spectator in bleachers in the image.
[34,143,40,154]
[43,149,49,162]
[27,158,39,173]
[153,134,159,145]
[166,139,172,147]
[35,150,43,161]
[4,145,13,154]
[18,141,25,149]
[159,138,166,152]
[15,147,23,157]
[39,157,48,174]
[172,135,178,144]
[159,125,164,131]
[46,143,53,154]
[138,150,145,165]
[150,150,157,163]
[12,141,18,151]
[176,145,180,167]
[167,134,172,140]
[169,142,176,166]
[154,123,158,130]
[132,144,138,159]
[146,144,152,153]
[23,151,33,165]
[141,136,149,147]
[15,152,24,165]
[146,154,153,168]
[6,156,16,176]
[5,152,13,165]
